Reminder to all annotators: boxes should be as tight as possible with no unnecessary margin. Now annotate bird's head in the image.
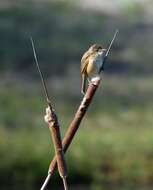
[89,44,106,55]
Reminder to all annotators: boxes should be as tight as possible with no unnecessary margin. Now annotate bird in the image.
[80,44,106,94]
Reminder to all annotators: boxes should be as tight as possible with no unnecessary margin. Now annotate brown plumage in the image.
[81,44,106,94]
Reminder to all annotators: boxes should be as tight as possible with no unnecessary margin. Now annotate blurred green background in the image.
[0,0,153,189]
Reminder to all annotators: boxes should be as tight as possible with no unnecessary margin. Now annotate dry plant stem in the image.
[31,37,69,189]
[48,111,67,178]
[62,176,68,190]
[40,174,51,190]
[40,77,101,190]
[47,106,68,188]
[49,78,100,174]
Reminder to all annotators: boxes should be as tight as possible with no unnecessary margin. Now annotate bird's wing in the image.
[81,50,90,74]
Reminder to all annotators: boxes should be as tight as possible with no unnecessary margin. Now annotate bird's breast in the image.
[87,54,102,75]
[86,60,95,74]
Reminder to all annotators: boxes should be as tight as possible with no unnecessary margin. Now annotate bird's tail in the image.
[81,74,86,95]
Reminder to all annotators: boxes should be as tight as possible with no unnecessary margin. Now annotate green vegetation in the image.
[0,75,153,189]
[0,0,153,189]
[0,0,152,76]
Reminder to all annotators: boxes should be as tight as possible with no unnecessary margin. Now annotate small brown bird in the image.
[81,44,106,94]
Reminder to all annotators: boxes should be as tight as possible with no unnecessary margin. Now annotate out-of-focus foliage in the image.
[0,1,153,190]
[0,74,153,189]
[0,0,153,76]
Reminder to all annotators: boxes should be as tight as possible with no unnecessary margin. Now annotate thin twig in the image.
[40,174,51,190]
[30,37,68,190]
[100,29,119,72]
[30,37,52,106]
[62,176,68,190]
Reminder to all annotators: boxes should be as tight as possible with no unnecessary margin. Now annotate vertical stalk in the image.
[41,78,100,190]
[30,38,69,190]
[47,108,68,188]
